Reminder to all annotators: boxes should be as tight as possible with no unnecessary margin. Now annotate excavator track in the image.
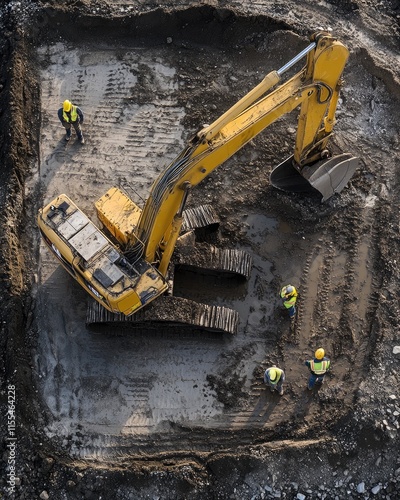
[179,206,252,279]
[174,242,253,279]
[182,204,220,233]
[86,296,239,334]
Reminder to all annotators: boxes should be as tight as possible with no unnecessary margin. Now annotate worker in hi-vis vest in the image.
[280,284,298,319]
[305,348,331,390]
[264,366,285,395]
[58,99,85,144]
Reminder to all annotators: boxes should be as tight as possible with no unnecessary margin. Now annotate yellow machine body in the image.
[38,194,167,315]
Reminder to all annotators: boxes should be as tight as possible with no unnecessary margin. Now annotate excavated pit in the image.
[1,2,400,499]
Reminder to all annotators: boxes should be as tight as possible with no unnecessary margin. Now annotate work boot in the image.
[78,134,85,144]
[278,388,284,396]
[65,129,71,141]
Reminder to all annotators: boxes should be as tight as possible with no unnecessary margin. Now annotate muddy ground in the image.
[1,0,400,499]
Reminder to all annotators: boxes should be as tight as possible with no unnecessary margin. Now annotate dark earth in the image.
[1,0,400,499]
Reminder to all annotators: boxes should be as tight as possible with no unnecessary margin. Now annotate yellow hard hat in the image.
[269,368,277,381]
[315,348,325,360]
[63,100,72,112]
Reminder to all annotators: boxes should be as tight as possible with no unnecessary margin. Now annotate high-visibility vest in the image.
[280,286,297,309]
[268,368,283,385]
[310,359,330,375]
[63,105,79,122]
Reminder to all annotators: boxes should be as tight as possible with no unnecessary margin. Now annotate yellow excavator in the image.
[38,31,359,333]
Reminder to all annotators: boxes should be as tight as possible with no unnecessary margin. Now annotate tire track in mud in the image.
[68,425,279,461]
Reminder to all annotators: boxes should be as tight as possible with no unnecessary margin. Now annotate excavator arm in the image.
[136,32,357,267]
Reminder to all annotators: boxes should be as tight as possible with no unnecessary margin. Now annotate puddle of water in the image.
[243,214,278,244]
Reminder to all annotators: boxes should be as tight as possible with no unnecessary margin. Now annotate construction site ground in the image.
[1,0,400,499]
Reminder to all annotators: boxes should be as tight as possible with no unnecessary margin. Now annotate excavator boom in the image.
[132,32,358,265]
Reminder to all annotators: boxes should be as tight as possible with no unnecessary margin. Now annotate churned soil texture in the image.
[1,1,400,499]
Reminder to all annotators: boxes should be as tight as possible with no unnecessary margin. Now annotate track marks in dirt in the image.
[38,44,185,215]
[232,199,381,433]
[286,205,379,403]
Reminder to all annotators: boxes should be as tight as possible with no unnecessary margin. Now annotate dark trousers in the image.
[308,372,326,389]
[287,305,296,317]
[62,120,82,138]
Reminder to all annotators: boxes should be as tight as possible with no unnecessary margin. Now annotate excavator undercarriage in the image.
[86,203,252,334]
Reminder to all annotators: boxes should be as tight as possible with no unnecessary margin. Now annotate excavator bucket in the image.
[270,154,359,201]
